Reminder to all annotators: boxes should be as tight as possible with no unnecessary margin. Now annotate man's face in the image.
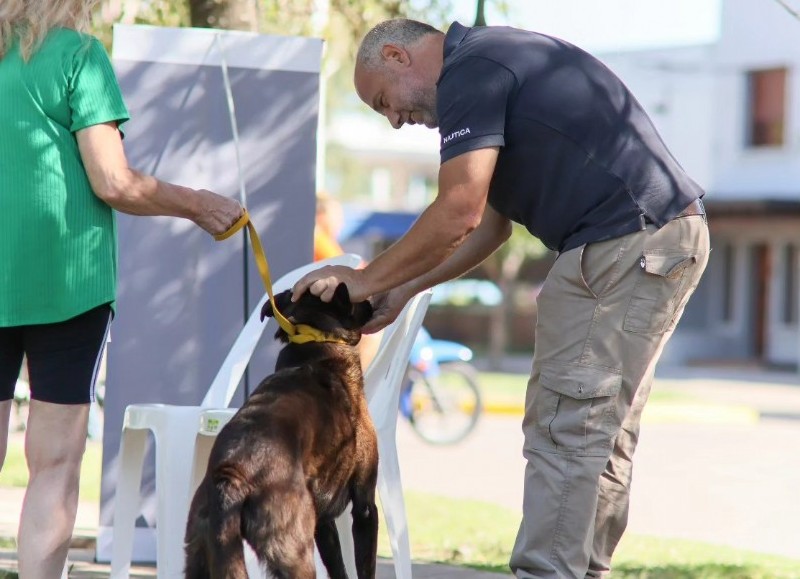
[354,63,438,129]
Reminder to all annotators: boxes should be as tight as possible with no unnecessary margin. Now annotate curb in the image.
[641,402,760,425]
[481,401,761,425]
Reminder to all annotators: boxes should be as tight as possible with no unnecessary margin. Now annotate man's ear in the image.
[381,43,409,66]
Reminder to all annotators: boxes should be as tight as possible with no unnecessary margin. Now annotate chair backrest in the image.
[363,289,433,429]
[200,253,363,408]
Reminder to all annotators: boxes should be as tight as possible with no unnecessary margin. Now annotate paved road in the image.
[395,368,800,561]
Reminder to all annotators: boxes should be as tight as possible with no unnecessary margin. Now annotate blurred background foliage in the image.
[92,0,509,116]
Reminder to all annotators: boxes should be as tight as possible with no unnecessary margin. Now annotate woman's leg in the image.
[17,400,89,578]
[15,303,112,578]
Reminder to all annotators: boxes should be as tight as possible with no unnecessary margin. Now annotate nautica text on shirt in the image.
[443,127,471,144]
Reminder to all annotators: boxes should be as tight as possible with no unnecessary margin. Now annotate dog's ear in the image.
[260,301,273,321]
[353,300,374,328]
[260,289,293,322]
[331,283,372,327]
[331,282,351,311]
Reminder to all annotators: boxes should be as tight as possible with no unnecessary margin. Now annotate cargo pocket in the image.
[534,362,623,456]
[623,251,698,334]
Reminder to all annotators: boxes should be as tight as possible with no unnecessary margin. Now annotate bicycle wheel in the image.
[407,361,482,445]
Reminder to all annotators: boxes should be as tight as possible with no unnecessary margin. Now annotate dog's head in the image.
[260,283,373,345]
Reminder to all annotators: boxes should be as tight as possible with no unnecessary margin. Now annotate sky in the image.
[449,0,723,52]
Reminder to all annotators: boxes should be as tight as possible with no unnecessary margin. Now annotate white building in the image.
[599,0,800,368]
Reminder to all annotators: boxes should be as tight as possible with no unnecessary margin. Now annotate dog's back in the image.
[184,286,378,579]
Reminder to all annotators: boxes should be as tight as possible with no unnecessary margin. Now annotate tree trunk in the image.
[189,0,258,31]
[487,248,525,370]
[474,0,487,26]
[488,278,509,370]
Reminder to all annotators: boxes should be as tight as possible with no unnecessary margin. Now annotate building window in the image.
[746,68,787,147]
[783,245,798,324]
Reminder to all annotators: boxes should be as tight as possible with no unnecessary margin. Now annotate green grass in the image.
[0,439,102,502]
[378,491,800,578]
[478,371,700,407]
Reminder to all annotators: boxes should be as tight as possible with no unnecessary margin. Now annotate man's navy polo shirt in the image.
[436,22,703,252]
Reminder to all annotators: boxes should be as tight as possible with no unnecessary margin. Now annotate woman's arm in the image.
[76,122,242,236]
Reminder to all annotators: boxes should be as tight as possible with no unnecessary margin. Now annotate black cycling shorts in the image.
[0,304,112,405]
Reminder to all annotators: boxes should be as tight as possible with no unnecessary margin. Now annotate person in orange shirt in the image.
[314,192,381,369]
[314,192,347,262]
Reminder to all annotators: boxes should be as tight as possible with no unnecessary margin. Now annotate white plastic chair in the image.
[108,254,362,579]
[334,289,432,579]
[187,289,432,579]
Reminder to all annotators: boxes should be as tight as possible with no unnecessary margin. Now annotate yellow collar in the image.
[215,210,346,345]
[288,324,348,345]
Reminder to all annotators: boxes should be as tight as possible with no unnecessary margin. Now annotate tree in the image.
[474,0,487,26]
[479,225,549,369]
[188,0,258,30]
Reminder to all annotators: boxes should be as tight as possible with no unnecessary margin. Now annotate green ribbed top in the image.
[0,28,129,326]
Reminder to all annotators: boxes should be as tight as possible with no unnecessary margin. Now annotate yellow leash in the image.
[214,210,345,345]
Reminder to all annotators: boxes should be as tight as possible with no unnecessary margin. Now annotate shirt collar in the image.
[443,21,470,59]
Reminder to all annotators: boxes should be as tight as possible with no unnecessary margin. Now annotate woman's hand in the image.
[194,192,244,237]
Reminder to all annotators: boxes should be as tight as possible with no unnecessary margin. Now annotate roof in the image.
[704,199,800,217]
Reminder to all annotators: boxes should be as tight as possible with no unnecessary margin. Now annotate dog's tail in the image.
[184,504,212,579]
[206,465,252,579]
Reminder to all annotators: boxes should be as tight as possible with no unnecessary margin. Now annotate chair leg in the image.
[110,427,149,579]
[334,504,357,579]
[376,432,412,579]
[244,541,265,577]
[154,418,202,579]
[313,545,329,579]
[190,433,216,495]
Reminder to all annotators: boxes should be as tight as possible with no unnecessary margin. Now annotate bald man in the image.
[294,19,708,578]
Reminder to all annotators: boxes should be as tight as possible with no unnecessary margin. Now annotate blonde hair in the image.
[0,0,100,61]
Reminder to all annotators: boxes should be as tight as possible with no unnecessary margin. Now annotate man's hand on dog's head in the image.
[292,265,369,304]
[362,287,410,334]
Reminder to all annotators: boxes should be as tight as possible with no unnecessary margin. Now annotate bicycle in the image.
[399,328,483,445]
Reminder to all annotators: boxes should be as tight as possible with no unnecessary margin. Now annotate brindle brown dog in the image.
[184,284,378,579]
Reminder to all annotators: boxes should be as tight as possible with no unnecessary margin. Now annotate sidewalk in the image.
[0,546,505,579]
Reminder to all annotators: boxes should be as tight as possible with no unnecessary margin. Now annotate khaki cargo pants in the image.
[510,215,709,578]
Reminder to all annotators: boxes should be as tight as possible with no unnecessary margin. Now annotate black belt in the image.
[675,197,705,218]
[644,198,705,225]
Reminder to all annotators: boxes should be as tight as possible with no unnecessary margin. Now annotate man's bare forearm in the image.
[394,204,512,299]
[361,196,481,295]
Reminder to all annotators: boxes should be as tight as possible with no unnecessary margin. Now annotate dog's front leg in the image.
[316,518,349,579]
[351,499,379,579]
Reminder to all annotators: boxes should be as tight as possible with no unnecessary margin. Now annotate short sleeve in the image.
[437,56,516,164]
[68,37,130,134]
